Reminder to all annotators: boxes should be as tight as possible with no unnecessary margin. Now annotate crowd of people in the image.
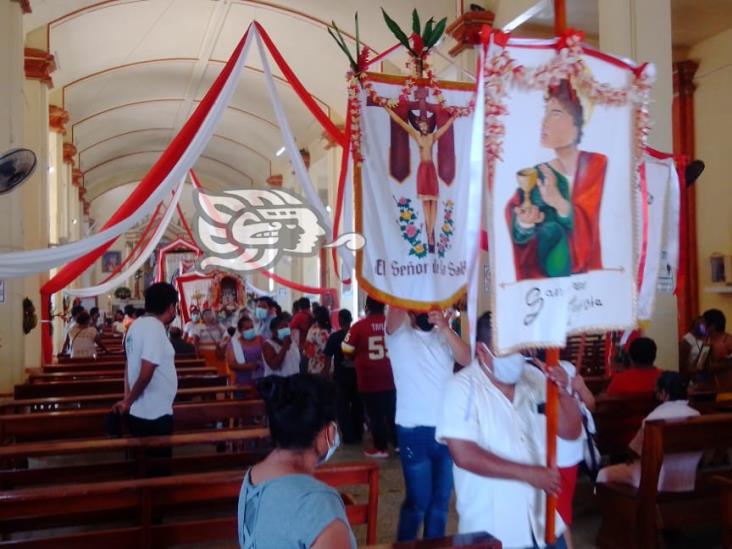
[60,285,732,548]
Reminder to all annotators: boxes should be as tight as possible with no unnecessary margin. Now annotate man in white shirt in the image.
[113,282,179,474]
[385,306,471,541]
[435,312,582,549]
[596,371,702,491]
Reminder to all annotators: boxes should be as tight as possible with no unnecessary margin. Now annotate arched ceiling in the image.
[25,0,460,197]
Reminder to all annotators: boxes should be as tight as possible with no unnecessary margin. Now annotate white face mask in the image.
[479,343,525,385]
[318,423,341,465]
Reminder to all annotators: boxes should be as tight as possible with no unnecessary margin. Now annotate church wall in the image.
[689,28,732,321]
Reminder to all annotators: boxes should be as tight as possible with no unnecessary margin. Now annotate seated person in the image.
[169,327,196,356]
[702,308,732,366]
[112,309,125,334]
[238,374,355,548]
[69,311,109,358]
[606,337,661,395]
[596,372,702,491]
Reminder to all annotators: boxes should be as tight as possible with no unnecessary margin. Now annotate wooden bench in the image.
[0,461,379,547]
[14,374,228,399]
[596,413,732,548]
[593,393,657,457]
[712,473,732,549]
[28,367,217,383]
[0,399,266,443]
[364,532,501,548]
[43,357,205,372]
[0,385,255,414]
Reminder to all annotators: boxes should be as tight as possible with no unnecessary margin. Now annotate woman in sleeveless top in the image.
[226,317,264,388]
[238,374,355,548]
[69,311,109,358]
[262,315,300,377]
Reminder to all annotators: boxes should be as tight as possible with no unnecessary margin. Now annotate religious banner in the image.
[485,33,654,353]
[354,73,478,308]
[175,271,214,323]
[637,152,680,319]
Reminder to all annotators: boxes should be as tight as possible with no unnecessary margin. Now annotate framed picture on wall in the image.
[102,251,122,273]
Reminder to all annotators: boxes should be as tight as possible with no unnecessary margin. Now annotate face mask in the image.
[255,307,268,320]
[480,343,525,385]
[190,314,199,322]
[277,327,291,339]
[414,313,434,332]
[318,423,341,465]
[242,328,256,341]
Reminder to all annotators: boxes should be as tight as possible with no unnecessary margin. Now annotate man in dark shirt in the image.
[289,297,314,373]
[169,327,196,356]
[325,308,363,444]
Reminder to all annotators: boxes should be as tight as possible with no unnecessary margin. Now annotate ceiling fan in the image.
[0,148,37,195]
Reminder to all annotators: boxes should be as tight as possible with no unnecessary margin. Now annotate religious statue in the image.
[506,78,607,280]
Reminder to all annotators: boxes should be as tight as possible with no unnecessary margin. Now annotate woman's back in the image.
[70,325,97,358]
[238,470,355,548]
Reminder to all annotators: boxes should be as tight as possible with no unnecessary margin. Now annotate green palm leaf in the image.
[382,8,412,51]
[412,9,421,35]
[427,17,447,48]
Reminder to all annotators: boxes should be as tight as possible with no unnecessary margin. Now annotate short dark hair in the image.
[124,304,135,316]
[76,311,91,326]
[629,337,657,367]
[270,314,288,334]
[144,282,179,315]
[299,297,311,311]
[703,308,726,333]
[339,308,353,327]
[71,305,85,318]
[656,371,687,401]
[256,374,336,449]
[476,311,492,346]
[135,308,146,318]
[237,316,254,331]
[90,307,99,317]
[114,310,124,319]
[365,296,385,315]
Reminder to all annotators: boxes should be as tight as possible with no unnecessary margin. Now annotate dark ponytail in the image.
[256,374,336,449]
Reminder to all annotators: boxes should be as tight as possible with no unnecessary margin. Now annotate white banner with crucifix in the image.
[486,35,654,353]
[354,73,477,309]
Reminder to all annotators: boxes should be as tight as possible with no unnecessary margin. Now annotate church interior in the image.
[1,0,732,547]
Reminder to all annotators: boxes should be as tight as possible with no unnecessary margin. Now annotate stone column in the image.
[599,0,678,370]
[0,0,26,390]
[22,50,55,369]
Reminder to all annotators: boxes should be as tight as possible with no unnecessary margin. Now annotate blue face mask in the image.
[242,328,256,341]
[318,423,341,465]
[255,307,268,320]
[277,327,291,339]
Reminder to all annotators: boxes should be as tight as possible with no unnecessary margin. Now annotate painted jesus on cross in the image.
[383,106,457,253]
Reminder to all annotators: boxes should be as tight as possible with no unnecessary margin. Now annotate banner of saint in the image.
[487,38,651,353]
[355,73,476,309]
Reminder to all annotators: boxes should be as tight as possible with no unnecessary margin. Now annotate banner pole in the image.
[545,5,565,544]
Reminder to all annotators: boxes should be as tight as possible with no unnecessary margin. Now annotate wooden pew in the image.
[712,473,732,549]
[593,393,657,458]
[584,375,612,395]
[0,385,255,414]
[596,413,732,548]
[0,461,379,547]
[28,367,217,383]
[14,374,228,399]
[364,532,501,548]
[43,357,205,372]
[0,399,266,443]
[0,427,271,489]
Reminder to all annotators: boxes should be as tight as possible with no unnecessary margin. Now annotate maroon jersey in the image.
[342,314,395,392]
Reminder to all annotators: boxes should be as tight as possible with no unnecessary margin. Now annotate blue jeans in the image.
[396,425,453,541]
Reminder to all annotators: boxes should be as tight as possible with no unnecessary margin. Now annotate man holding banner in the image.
[436,312,582,549]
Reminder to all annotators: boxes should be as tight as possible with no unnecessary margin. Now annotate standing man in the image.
[112,282,179,474]
[436,312,582,549]
[342,297,395,457]
[324,308,363,445]
[290,297,313,374]
[385,305,471,541]
[254,297,277,340]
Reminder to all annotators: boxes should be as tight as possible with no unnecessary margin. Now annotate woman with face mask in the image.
[262,315,300,377]
[226,316,264,390]
[238,374,355,549]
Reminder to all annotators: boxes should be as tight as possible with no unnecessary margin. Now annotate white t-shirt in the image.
[435,361,566,548]
[385,322,454,427]
[263,338,300,377]
[125,316,178,420]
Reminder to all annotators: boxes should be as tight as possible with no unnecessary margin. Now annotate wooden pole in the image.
[546,5,565,545]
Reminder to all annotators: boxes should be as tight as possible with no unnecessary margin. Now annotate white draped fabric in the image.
[0,32,254,278]
[64,177,186,297]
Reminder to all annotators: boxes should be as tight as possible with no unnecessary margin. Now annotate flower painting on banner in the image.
[486,33,654,353]
[354,73,478,309]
